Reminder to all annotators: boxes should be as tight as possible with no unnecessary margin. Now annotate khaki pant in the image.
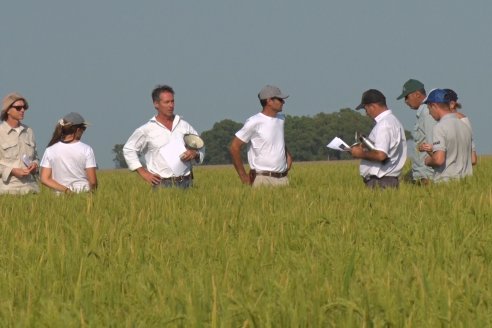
[252,176,289,187]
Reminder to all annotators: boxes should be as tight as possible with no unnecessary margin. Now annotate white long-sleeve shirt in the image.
[123,115,204,178]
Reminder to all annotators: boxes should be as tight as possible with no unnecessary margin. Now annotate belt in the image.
[255,170,288,178]
[160,174,192,183]
[363,175,398,183]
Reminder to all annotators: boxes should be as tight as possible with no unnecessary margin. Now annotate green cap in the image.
[397,79,425,100]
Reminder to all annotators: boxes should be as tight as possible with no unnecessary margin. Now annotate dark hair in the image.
[444,89,458,102]
[47,122,86,147]
[259,99,268,107]
[416,88,426,97]
[151,85,175,103]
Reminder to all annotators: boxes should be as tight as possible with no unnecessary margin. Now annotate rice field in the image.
[1,158,491,327]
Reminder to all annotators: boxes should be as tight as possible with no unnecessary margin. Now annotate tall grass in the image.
[0,158,491,326]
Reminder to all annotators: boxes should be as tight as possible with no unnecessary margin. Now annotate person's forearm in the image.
[231,152,247,178]
[358,150,387,162]
[425,155,438,167]
[41,178,68,192]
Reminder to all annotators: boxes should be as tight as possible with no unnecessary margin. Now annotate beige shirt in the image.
[0,121,39,194]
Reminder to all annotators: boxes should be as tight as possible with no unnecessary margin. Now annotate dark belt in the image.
[160,174,192,183]
[363,175,398,183]
[255,170,288,178]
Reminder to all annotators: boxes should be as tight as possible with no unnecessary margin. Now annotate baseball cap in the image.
[397,79,425,100]
[258,85,289,100]
[355,89,386,110]
[60,112,89,126]
[422,89,450,104]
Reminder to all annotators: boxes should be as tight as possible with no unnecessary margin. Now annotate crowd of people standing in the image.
[0,79,476,195]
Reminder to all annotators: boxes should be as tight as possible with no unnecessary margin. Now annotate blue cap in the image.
[422,88,450,104]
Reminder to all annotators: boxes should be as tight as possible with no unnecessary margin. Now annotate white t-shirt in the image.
[40,141,97,192]
[235,112,287,173]
[460,116,476,151]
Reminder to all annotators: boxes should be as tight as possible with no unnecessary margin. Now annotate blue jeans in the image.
[153,176,193,189]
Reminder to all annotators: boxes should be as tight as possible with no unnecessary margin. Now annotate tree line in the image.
[112,108,412,168]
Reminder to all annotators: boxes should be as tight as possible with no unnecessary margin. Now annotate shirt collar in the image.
[0,121,26,134]
[374,109,392,123]
[149,114,181,129]
[416,104,427,118]
[440,112,458,122]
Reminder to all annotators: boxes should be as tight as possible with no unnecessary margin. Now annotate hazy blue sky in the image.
[2,0,491,168]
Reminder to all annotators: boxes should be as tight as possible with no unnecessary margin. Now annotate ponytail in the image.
[47,123,64,147]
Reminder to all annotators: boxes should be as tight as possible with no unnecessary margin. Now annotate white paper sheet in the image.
[159,138,188,176]
[327,137,351,151]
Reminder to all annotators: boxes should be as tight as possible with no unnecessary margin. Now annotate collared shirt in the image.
[432,113,473,182]
[412,104,436,180]
[0,121,39,194]
[360,110,407,179]
[123,115,204,178]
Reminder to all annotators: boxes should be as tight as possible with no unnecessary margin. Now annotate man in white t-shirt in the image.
[350,89,407,189]
[230,85,292,187]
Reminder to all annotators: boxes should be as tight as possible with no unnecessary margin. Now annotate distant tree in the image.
[285,108,375,161]
[112,144,128,168]
[201,119,245,164]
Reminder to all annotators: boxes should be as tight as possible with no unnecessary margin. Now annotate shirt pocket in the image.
[1,141,19,160]
[22,139,36,158]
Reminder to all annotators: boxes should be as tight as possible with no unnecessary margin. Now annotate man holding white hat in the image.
[123,85,204,189]
[230,85,292,187]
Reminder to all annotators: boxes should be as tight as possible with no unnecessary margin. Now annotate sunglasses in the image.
[10,105,28,111]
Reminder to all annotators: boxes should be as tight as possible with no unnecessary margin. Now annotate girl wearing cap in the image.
[0,92,40,194]
[40,112,97,194]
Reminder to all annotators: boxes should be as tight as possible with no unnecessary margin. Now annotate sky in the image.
[2,0,491,168]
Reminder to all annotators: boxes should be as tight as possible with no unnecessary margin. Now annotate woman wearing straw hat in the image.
[40,112,97,194]
[0,92,40,194]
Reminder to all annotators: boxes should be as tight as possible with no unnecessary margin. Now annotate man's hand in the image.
[27,162,38,174]
[11,168,32,178]
[240,173,252,185]
[350,144,365,159]
[136,168,161,185]
[418,143,433,153]
[180,149,199,162]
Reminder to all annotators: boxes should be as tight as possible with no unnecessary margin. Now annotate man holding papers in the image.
[123,85,204,189]
[350,89,407,189]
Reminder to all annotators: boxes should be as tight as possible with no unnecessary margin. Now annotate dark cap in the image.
[397,79,425,100]
[355,89,386,110]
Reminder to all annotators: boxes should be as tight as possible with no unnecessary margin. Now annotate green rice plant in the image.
[0,158,491,327]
